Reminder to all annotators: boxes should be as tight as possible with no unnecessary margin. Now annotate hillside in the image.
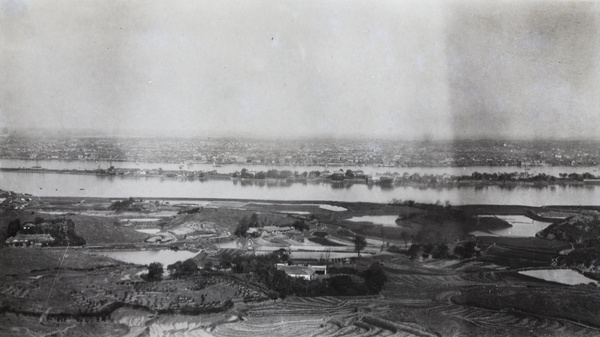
[536,213,600,243]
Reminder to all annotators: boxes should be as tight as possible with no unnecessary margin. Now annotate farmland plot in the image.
[378,258,600,337]
[213,296,410,337]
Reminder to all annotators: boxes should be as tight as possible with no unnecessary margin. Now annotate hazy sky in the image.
[1,0,599,140]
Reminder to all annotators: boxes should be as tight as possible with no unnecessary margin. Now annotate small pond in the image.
[316,205,347,212]
[121,218,162,222]
[278,211,312,215]
[97,249,200,266]
[519,269,599,286]
[135,228,162,234]
[346,215,399,227]
[471,215,551,237]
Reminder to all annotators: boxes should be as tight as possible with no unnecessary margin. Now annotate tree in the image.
[292,220,309,231]
[167,259,198,279]
[249,213,260,227]
[407,244,422,260]
[432,243,449,259]
[363,263,387,293]
[400,232,410,249]
[234,217,251,237]
[147,262,163,281]
[353,235,367,258]
[345,169,355,179]
[454,241,478,259]
[274,248,290,263]
[5,219,21,239]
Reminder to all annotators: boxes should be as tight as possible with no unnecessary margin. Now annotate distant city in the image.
[1,134,599,167]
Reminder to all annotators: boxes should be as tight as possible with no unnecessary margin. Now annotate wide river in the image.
[1,170,600,206]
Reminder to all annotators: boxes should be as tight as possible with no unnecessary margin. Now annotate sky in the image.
[1,0,599,140]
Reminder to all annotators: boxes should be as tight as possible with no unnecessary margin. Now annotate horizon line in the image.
[3,127,600,143]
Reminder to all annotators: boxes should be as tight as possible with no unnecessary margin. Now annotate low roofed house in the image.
[5,234,55,247]
[262,226,293,234]
[276,265,316,280]
[276,264,327,280]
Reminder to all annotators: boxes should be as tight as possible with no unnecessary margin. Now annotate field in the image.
[1,196,599,336]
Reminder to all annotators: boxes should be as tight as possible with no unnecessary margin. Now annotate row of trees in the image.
[467,172,598,182]
[109,197,144,212]
[404,241,478,261]
[235,169,296,179]
[234,213,310,237]
[143,258,200,282]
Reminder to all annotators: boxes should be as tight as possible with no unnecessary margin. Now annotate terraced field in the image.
[214,296,437,337]
[377,259,600,336]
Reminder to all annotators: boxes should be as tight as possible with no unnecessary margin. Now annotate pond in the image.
[346,215,399,227]
[135,228,162,234]
[519,269,599,286]
[489,215,551,237]
[96,249,200,266]
[122,218,162,222]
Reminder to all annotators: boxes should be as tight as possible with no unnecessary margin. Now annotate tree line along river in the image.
[1,158,599,176]
[1,169,600,206]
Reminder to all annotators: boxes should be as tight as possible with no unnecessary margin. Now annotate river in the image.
[2,170,600,206]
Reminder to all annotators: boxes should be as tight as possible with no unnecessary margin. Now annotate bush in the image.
[5,219,21,239]
[407,244,421,260]
[146,262,163,281]
[454,241,478,259]
[292,220,309,231]
[109,197,141,212]
[363,263,387,293]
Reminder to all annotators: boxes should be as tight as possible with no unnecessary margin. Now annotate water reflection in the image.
[2,171,600,206]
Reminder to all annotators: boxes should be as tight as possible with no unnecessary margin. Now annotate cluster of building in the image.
[0,190,32,210]
[5,234,54,247]
[3,135,600,168]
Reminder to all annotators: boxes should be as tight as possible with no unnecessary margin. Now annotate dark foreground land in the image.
[0,194,599,336]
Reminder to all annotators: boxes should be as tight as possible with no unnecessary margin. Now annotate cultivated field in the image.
[1,196,599,336]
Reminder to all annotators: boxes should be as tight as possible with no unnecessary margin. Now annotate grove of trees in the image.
[167,259,199,279]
